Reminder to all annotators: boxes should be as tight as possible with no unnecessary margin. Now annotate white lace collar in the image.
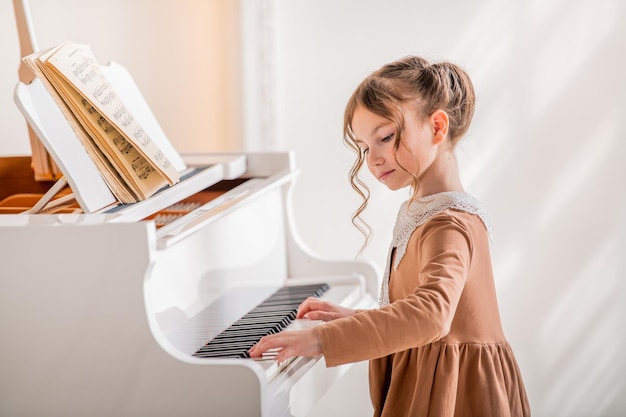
[379,191,492,307]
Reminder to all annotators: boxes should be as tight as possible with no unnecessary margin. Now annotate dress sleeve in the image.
[315,213,473,367]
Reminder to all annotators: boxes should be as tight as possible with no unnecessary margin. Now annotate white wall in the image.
[2,1,625,416]
[269,1,626,416]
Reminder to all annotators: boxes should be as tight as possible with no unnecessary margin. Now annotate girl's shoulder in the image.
[390,192,492,272]
[428,207,488,233]
[399,191,492,239]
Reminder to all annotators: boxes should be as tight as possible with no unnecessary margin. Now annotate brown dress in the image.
[314,198,531,417]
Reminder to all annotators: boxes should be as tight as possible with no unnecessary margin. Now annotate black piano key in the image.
[194,348,249,358]
[252,299,303,307]
[216,327,279,337]
[196,341,256,352]
[234,312,296,325]
[197,343,258,354]
[192,283,328,359]
[251,304,300,312]
[212,329,278,340]
[210,336,269,346]
[214,325,283,337]
[235,311,296,322]
[196,336,275,355]
[229,318,290,329]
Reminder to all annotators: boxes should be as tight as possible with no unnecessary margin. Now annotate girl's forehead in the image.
[351,106,396,140]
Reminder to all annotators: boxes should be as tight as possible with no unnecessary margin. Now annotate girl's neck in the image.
[415,148,464,199]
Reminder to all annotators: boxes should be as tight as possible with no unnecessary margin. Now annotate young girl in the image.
[249,56,530,417]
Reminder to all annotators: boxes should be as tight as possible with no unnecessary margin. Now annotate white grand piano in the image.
[0,2,378,416]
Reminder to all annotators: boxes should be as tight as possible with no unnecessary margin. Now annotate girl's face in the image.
[352,104,440,191]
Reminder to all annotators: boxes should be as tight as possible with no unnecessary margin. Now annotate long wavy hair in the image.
[343,56,476,252]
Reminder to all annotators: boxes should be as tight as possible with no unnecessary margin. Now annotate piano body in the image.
[0,149,378,417]
[0,5,379,415]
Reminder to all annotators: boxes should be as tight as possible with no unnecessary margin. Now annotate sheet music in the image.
[42,42,181,185]
[49,69,168,198]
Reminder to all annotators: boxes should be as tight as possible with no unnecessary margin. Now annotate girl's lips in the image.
[379,170,394,182]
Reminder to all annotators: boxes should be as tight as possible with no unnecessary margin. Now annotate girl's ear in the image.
[431,110,449,144]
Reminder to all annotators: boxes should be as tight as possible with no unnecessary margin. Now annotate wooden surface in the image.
[0,156,55,201]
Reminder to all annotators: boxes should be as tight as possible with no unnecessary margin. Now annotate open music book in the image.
[22,41,183,203]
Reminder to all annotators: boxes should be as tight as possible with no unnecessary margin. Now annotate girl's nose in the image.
[367,149,383,166]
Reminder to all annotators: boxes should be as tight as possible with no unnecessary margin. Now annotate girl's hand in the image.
[296,297,356,321]
[248,329,321,362]
[248,299,358,362]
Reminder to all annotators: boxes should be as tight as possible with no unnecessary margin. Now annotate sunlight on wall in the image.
[450,0,515,80]
[537,108,618,230]
[484,3,625,415]
[450,1,518,198]
[538,231,625,416]
[529,1,618,122]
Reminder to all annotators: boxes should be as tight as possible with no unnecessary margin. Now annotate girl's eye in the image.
[381,133,394,143]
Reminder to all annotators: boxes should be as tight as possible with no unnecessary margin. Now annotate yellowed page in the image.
[43,42,180,186]
[49,71,167,199]
[22,47,137,203]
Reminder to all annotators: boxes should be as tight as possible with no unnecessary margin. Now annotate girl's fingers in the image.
[249,332,295,358]
[296,298,340,318]
[248,333,282,357]
[296,298,325,318]
[298,299,357,321]
[248,329,322,360]
[302,310,336,321]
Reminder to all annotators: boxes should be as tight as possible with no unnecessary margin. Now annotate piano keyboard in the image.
[192,283,329,359]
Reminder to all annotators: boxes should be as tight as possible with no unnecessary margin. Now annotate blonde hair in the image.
[343,56,476,250]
